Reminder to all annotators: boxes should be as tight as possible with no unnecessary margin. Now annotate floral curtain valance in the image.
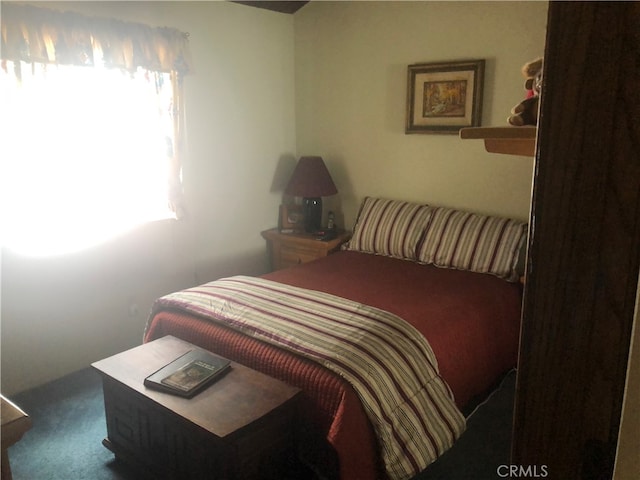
[0,3,192,74]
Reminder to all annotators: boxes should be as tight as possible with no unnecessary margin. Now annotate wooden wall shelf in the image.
[460,126,537,157]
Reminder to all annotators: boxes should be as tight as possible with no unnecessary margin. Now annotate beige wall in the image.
[1,0,550,395]
[2,0,549,388]
[1,1,297,395]
[294,1,548,227]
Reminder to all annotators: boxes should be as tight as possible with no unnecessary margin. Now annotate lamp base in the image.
[303,197,322,233]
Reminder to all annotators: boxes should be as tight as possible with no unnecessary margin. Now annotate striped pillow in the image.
[416,206,527,281]
[343,197,431,261]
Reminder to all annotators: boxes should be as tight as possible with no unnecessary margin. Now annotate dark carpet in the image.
[7,367,516,480]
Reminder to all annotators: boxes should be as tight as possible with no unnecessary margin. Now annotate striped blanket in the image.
[149,276,466,480]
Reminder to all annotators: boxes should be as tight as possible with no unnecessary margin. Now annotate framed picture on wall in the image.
[405,59,485,134]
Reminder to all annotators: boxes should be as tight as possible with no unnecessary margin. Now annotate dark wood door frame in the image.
[512,2,640,479]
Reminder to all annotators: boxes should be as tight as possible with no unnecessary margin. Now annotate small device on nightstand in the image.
[311,210,338,240]
[314,231,337,241]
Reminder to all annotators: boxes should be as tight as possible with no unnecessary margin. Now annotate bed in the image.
[143,197,526,480]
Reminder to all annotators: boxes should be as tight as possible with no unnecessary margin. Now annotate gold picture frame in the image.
[279,204,305,233]
[405,59,485,134]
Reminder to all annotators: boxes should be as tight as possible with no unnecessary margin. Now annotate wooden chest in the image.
[92,336,301,480]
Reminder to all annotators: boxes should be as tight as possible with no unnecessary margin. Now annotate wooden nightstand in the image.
[261,229,351,271]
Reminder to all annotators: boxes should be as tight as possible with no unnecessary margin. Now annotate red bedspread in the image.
[144,251,522,479]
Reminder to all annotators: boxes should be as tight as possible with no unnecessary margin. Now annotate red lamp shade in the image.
[284,156,337,233]
[284,156,338,198]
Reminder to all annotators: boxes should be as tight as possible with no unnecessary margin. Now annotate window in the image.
[0,3,191,256]
[1,62,176,255]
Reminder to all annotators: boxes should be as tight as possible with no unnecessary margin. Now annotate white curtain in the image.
[0,3,192,254]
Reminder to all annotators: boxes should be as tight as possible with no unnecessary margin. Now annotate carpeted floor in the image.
[6,367,516,480]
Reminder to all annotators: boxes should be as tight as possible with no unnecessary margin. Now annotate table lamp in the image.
[284,156,338,233]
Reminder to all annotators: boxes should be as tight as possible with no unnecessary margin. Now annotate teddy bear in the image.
[507,57,543,126]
